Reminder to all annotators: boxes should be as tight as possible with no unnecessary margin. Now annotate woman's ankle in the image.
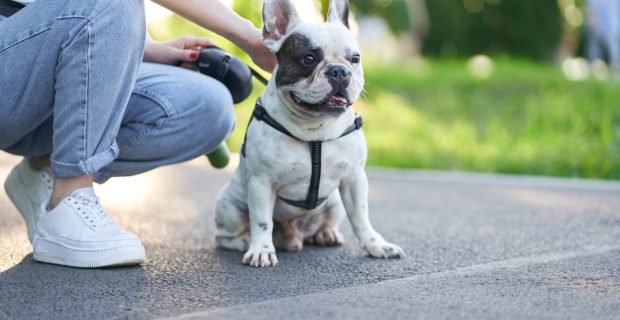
[49,175,94,210]
[30,155,51,170]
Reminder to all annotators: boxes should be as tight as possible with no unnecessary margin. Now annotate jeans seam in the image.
[116,88,173,152]
[54,17,93,164]
[116,100,211,154]
[57,15,91,20]
[0,25,52,54]
[2,27,52,126]
[84,22,91,160]
[117,123,160,153]
[131,87,177,117]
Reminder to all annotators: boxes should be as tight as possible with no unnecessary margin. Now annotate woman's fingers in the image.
[180,49,200,62]
[165,37,213,64]
[177,36,215,50]
[149,35,275,71]
[250,43,277,72]
[243,29,276,73]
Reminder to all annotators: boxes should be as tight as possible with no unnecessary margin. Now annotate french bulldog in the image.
[215,0,404,267]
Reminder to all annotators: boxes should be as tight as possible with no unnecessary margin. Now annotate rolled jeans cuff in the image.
[51,142,119,178]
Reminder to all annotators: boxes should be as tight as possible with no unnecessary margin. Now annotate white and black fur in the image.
[215,0,404,267]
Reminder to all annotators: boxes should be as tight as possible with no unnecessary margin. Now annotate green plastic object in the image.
[206,143,230,169]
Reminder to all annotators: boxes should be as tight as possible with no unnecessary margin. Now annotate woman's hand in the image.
[153,0,277,73]
[241,28,277,73]
[143,36,215,65]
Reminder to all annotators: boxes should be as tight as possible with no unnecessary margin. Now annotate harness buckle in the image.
[354,116,363,130]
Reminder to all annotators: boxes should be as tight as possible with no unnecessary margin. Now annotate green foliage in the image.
[320,0,413,33]
[231,0,262,26]
[351,0,413,33]
[360,58,620,179]
[424,0,563,61]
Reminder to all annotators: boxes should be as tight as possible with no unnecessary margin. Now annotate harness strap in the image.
[245,100,362,143]
[280,141,325,209]
[242,99,363,210]
[251,104,296,139]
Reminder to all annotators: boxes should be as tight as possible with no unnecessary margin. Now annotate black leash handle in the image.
[0,0,24,18]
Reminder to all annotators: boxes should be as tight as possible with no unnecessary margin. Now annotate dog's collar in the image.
[241,98,363,210]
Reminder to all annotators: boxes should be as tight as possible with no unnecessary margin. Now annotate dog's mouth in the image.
[290,92,351,113]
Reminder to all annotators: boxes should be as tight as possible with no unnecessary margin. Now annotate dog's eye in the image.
[351,54,361,64]
[302,54,317,66]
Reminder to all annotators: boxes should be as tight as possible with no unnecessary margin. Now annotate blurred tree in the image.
[153,0,562,61]
[351,0,413,33]
[232,0,262,26]
[321,0,428,35]
[423,0,563,61]
[322,0,428,57]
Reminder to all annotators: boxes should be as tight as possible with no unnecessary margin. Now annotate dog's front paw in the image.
[363,238,405,259]
[242,244,278,267]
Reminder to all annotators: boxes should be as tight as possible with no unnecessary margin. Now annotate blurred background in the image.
[146,0,620,180]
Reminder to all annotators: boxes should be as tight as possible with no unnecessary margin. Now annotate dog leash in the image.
[241,99,363,210]
[250,67,269,86]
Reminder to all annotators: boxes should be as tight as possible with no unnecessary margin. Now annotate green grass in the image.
[360,58,620,179]
[150,17,620,179]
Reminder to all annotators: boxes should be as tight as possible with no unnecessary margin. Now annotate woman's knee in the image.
[91,0,145,21]
[130,64,235,156]
[87,0,146,55]
[184,79,236,154]
[109,0,145,38]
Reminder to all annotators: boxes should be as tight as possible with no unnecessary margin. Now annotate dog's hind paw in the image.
[242,244,278,267]
[216,234,250,252]
[313,229,344,246]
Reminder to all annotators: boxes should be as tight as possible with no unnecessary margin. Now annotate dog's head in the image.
[263,0,363,117]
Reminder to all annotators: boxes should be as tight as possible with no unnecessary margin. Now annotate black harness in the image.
[241,99,363,210]
[0,0,24,18]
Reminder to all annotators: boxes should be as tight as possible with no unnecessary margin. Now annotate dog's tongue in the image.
[327,95,348,106]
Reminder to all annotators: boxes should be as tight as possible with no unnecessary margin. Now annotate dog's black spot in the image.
[258,222,268,231]
[276,33,324,87]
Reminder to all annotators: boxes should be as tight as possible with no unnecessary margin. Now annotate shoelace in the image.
[70,193,114,229]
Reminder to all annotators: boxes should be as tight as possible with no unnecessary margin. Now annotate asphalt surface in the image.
[0,153,619,319]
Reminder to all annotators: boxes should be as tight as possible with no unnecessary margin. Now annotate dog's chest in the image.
[245,123,366,200]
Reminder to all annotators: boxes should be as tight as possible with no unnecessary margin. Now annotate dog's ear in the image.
[326,0,350,29]
[262,0,301,52]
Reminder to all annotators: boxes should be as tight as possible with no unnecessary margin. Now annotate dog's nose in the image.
[325,65,351,87]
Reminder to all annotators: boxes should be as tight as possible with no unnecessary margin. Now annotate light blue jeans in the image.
[0,0,235,183]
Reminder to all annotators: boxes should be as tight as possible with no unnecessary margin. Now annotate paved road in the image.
[0,153,619,319]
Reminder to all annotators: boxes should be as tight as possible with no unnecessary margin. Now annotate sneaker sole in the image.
[33,237,145,268]
[4,167,37,242]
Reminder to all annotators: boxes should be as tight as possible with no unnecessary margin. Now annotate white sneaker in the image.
[4,158,53,243]
[33,187,145,268]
